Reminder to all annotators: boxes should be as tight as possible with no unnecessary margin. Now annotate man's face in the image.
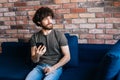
[41,16,53,30]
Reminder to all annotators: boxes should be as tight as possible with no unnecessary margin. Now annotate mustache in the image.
[46,23,53,26]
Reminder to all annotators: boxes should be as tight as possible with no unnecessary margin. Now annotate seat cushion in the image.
[59,62,97,80]
[95,40,120,80]
[0,42,33,80]
[64,34,79,67]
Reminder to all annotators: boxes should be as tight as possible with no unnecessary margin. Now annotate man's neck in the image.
[42,29,52,35]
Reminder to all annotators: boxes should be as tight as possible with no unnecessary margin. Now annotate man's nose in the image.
[48,19,52,23]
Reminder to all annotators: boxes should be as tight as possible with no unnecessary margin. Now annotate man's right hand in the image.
[36,45,46,57]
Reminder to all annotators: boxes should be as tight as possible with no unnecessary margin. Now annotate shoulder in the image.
[53,29,64,36]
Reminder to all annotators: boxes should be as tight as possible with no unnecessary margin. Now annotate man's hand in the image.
[44,66,55,75]
[36,45,46,57]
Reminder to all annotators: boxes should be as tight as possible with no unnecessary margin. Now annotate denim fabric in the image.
[25,63,62,80]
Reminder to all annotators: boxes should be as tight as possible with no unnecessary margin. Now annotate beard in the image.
[41,23,53,30]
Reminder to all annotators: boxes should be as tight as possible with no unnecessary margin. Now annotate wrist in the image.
[36,53,42,57]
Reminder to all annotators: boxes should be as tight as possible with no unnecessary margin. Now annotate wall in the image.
[0,0,120,52]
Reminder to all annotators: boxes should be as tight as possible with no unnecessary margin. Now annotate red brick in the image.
[28,11,35,16]
[79,13,95,18]
[0,13,3,16]
[0,4,2,7]
[88,39,104,44]
[97,24,113,29]
[0,17,10,21]
[71,0,86,2]
[27,1,40,6]
[9,0,18,2]
[106,29,120,34]
[96,34,113,39]
[72,19,87,23]
[64,24,79,29]
[3,3,14,7]
[6,30,17,33]
[64,13,79,19]
[11,33,24,38]
[63,3,77,8]
[71,8,86,13]
[113,13,120,17]
[114,2,120,7]
[14,2,27,7]
[4,12,15,16]
[88,0,101,1]
[96,13,112,18]
[0,26,10,29]
[53,24,64,29]
[55,9,70,14]
[54,0,70,4]
[78,39,87,43]
[80,24,96,28]
[89,29,104,34]
[88,18,104,23]
[4,21,16,25]
[0,8,8,12]
[105,18,120,23]
[18,6,34,11]
[18,29,30,34]
[0,0,8,3]
[0,38,7,42]
[80,34,95,39]
[87,7,104,12]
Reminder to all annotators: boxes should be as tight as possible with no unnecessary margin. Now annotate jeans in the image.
[25,63,62,80]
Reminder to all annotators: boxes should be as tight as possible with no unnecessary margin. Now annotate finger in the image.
[41,45,45,50]
[37,45,42,50]
[44,67,48,73]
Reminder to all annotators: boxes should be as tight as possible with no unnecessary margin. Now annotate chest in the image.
[35,34,59,50]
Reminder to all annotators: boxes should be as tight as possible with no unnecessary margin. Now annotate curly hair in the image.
[32,7,54,26]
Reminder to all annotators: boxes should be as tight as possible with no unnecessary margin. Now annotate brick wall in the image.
[0,0,120,52]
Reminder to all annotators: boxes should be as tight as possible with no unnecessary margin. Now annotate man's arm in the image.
[53,45,70,69]
[31,46,40,63]
[44,45,70,74]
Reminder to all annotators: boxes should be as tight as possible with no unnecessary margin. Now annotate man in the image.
[25,7,70,80]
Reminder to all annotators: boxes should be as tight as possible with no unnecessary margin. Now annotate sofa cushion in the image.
[1,42,32,66]
[0,42,33,80]
[95,40,120,80]
[59,63,97,80]
[64,34,79,67]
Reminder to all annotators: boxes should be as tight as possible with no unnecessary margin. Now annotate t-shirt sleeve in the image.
[59,32,68,46]
[29,34,36,47]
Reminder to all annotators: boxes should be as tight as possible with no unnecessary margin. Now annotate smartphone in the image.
[36,43,44,48]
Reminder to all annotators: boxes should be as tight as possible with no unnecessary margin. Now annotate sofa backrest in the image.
[1,42,32,66]
[78,44,113,63]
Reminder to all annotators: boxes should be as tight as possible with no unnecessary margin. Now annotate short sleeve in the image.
[60,34,68,46]
[29,34,36,47]
[57,31,68,46]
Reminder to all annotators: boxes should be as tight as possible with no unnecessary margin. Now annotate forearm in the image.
[52,55,70,70]
[31,53,41,63]
[52,46,70,70]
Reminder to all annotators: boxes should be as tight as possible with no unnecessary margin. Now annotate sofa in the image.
[0,34,120,80]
